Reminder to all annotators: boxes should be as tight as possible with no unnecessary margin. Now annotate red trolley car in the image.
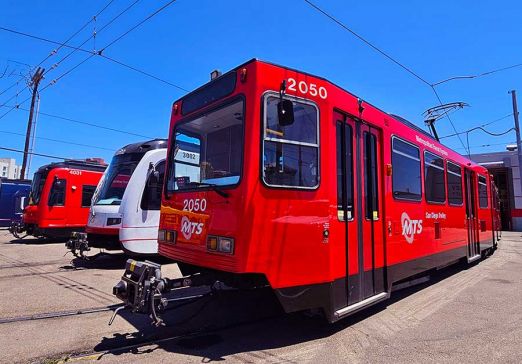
[113,59,498,324]
[11,159,106,239]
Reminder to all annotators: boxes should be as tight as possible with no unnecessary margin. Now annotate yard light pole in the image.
[509,90,522,196]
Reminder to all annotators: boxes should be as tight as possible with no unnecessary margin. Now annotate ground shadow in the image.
[60,252,129,271]
[60,252,174,271]
[8,236,67,245]
[93,258,478,361]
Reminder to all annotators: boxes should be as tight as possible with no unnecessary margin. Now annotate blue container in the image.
[0,178,31,227]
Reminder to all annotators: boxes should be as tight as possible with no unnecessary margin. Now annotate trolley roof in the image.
[35,159,107,174]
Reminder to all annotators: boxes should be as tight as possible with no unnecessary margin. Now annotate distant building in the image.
[470,151,522,231]
[0,158,21,179]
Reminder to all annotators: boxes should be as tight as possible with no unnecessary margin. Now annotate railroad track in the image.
[0,303,123,325]
[0,252,118,304]
[0,258,68,270]
[54,307,285,363]
[0,267,86,279]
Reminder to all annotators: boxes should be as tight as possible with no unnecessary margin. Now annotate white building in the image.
[470,151,522,231]
[0,158,21,179]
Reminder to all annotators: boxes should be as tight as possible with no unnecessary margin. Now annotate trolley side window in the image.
[262,95,319,189]
[424,151,446,204]
[478,175,488,208]
[48,178,66,206]
[81,185,97,207]
[141,161,166,211]
[364,131,379,219]
[336,122,353,220]
[392,137,421,201]
[447,161,463,205]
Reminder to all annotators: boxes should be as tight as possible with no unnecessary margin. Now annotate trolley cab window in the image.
[141,161,165,210]
[262,95,319,188]
[81,185,97,207]
[424,151,446,204]
[478,175,488,208]
[168,100,244,192]
[29,172,46,205]
[93,153,143,205]
[447,161,463,205]
[392,137,421,201]
[48,178,66,206]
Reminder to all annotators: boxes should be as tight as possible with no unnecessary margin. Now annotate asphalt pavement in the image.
[0,229,521,364]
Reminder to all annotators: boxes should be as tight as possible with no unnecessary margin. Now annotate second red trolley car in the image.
[11,159,106,239]
[114,59,498,324]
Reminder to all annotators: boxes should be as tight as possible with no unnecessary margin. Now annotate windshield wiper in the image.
[186,182,229,198]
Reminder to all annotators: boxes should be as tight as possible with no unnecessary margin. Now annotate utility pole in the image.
[20,67,44,180]
[510,90,522,196]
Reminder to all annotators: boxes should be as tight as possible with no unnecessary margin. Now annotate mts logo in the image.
[401,212,423,244]
[180,216,204,240]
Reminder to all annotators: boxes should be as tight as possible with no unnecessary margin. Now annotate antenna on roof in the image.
[423,102,468,142]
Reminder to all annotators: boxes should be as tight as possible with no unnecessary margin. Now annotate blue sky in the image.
[1,0,521,177]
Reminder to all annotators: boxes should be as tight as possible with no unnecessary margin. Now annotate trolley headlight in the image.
[207,236,218,251]
[218,237,234,254]
[207,235,234,254]
[106,218,121,226]
[158,229,166,243]
[158,229,176,244]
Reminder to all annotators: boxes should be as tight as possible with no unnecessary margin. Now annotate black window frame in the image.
[447,160,463,206]
[261,92,320,190]
[141,160,166,211]
[181,71,237,115]
[391,136,422,202]
[81,185,97,207]
[424,150,446,205]
[48,178,66,207]
[336,120,354,221]
[364,130,379,220]
[478,174,488,208]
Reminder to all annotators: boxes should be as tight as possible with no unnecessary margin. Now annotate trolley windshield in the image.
[167,100,244,192]
[29,172,46,205]
[93,153,143,205]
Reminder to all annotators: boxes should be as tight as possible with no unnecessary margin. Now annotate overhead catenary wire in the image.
[302,0,431,87]
[430,86,469,153]
[439,113,514,140]
[41,0,143,76]
[0,103,155,139]
[0,0,116,100]
[432,62,522,86]
[0,146,69,160]
[99,0,177,52]
[0,130,116,152]
[445,126,515,139]
[100,54,189,92]
[303,0,470,154]
[0,0,140,105]
[454,141,516,151]
[0,26,94,57]
[0,26,187,95]
[0,0,182,121]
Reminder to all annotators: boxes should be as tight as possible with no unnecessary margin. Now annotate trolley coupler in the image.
[112,259,217,326]
[65,232,91,260]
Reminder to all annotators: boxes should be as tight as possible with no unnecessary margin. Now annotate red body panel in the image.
[23,167,104,231]
[158,60,494,291]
